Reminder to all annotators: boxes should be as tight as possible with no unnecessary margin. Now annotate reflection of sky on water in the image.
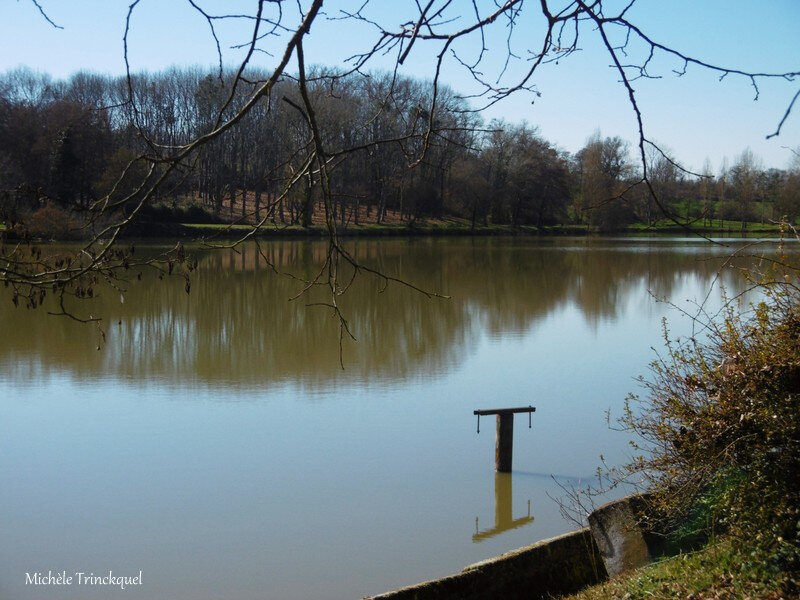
[0,238,795,600]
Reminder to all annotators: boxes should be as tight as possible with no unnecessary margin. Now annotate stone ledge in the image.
[364,528,606,600]
[364,493,668,599]
[588,494,663,578]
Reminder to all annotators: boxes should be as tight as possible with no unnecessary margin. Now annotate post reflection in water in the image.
[473,472,534,542]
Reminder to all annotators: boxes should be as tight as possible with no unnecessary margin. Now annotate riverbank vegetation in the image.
[568,536,791,600]
[1,67,798,241]
[567,235,800,598]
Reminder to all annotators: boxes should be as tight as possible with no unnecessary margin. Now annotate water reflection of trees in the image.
[0,238,777,387]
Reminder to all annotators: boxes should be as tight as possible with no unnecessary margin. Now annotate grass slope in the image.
[566,538,792,600]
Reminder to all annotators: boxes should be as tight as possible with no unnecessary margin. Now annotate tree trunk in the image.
[301,173,313,228]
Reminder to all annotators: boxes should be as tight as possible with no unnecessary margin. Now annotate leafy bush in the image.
[136,202,222,224]
[621,238,800,577]
[21,202,83,239]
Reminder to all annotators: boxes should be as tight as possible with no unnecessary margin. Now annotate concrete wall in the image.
[589,494,666,577]
[588,494,652,577]
[364,494,668,599]
[364,528,606,600]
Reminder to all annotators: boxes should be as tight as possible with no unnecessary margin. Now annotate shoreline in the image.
[175,221,790,239]
[3,221,787,242]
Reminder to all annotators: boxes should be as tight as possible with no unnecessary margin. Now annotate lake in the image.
[0,236,786,599]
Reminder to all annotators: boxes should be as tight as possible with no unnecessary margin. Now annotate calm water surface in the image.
[0,237,787,599]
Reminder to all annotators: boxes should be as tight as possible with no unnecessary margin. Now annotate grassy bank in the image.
[179,221,578,238]
[2,206,791,241]
[177,220,785,240]
[566,537,793,600]
[628,218,787,234]
[3,220,786,242]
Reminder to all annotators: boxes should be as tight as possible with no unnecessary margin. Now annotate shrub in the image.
[135,201,222,224]
[621,236,800,575]
[22,202,83,239]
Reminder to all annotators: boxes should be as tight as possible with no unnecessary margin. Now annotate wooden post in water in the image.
[474,406,536,472]
[496,412,514,472]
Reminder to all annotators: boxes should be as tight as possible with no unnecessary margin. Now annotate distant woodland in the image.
[1,66,799,238]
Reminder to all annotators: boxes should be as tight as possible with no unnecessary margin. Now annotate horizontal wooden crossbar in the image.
[473,406,536,416]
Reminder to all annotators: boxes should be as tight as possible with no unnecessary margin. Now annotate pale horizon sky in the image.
[1,0,798,171]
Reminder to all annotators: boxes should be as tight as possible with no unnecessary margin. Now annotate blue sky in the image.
[1,0,798,170]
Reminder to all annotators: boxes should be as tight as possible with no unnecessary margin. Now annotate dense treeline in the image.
[1,66,798,236]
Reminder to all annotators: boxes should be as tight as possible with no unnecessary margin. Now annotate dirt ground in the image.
[206,190,410,226]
